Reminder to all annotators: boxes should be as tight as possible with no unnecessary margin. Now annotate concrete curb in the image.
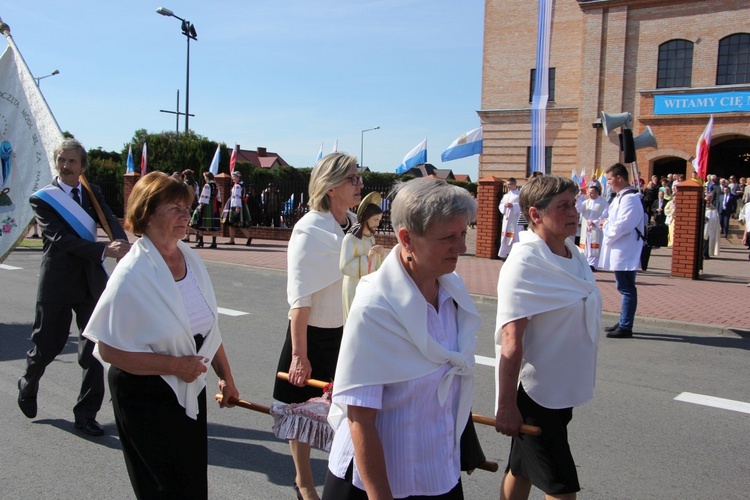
[471,293,749,339]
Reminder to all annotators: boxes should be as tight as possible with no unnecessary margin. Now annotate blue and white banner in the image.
[396,138,427,174]
[441,127,482,162]
[530,0,553,175]
[316,142,323,163]
[654,91,750,115]
[0,21,64,263]
[125,145,134,173]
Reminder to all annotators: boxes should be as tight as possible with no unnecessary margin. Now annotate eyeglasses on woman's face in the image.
[344,174,363,186]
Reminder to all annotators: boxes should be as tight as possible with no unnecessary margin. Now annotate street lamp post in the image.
[34,69,60,87]
[157,7,197,134]
[360,126,380,168]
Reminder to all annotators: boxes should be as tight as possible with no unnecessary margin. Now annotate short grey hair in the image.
[54,138,87,168]
[390,177,475,237]
[308,153,359,212]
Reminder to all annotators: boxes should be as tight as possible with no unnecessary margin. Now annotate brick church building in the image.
[479,0,750,182]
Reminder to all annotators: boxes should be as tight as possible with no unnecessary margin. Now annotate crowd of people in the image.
[17,138,748,499]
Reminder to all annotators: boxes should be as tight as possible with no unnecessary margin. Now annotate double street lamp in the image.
[360,126,380,168]
[156,7,197,134]
[34,69,59,87]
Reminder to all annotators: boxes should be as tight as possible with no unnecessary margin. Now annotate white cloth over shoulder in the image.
[83,235,222,419]
[287,210,354,306]
[495,231,601,408]
[329,245,479,448]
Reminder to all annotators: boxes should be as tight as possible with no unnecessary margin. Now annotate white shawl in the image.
[83,235,222,419]
[286,209,354,306]
[496,231,602,343]
[329,245,480,447]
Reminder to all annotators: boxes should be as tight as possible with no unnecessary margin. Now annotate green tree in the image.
[123,130,230,177]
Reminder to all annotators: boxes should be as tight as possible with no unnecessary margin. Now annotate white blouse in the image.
[327,288,462,497]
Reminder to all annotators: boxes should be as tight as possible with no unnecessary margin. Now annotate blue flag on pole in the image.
[126,145,134,173]
[396,139,427,174]
[316,142,323,163]
[441,127,482,162]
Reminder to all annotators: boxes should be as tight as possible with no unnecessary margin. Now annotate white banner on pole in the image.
[0,19,64,263]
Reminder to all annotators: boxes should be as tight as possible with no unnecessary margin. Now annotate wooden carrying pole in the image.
[276,371,542,437]
[79,174,114,242]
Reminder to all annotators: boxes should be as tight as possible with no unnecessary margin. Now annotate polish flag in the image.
[140,143,147,176]
[692,115,714,182]
[229,144,238,174]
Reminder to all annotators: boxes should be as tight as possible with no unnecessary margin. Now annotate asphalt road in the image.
[1,248,748,499]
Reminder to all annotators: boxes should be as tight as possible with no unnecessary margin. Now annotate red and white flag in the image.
[140,142,147,176]
[580,168,587,189]
[692,115,714,182]
[229,144,238,174]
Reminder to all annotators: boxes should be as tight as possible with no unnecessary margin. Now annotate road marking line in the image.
[0,264,22,270]
[217,307,250,317]
[475,355,495,367]
[675,392,750,415]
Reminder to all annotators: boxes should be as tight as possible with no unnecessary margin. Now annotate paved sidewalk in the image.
[182,227,749,336]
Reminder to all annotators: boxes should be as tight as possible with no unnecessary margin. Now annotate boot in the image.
[208,237,217,249]
[194,236,204,248]
[245,236,252,246]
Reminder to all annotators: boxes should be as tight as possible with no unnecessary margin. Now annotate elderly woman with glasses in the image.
[83,172,239,498]
[272,153,362,500]
[494,175,601,500]
[323,177,480,500]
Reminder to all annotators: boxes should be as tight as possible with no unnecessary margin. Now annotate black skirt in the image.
[109,367,208,499]
[272,321,343,404]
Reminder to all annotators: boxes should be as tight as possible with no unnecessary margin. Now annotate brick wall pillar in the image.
[476,176,505,259]
[123,172,140,219]
[215,173,232,237]
[670,180,703,279]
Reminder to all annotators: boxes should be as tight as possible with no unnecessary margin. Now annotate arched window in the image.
[717,33,750,85]
[657,39,693,88]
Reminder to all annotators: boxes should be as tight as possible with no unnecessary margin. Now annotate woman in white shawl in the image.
[272,153,361,500]
[83,172,239,499]
[495,175,601,499]
[323,178,479,499]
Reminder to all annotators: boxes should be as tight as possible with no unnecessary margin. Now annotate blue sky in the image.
[2,1,485,178]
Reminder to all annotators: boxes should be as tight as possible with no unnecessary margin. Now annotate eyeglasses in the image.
[344,174,363,186]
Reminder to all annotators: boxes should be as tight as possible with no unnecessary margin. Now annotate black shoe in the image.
[194,241,204,248]
[31,234,40,238]
[245,237,252,246]
[604,323,620,333]
[17,378,37,419]
[75,418,105,437]
[606,327,633,339]
[208,242,217,249]
[226,241,235,245]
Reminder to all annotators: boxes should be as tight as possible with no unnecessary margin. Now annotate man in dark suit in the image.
[17,138,130,436]
[718,185,737,238]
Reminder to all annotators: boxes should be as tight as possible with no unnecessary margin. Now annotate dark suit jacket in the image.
[717,193,737,215]
[30,178,127,303]
[651,198,667,224]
